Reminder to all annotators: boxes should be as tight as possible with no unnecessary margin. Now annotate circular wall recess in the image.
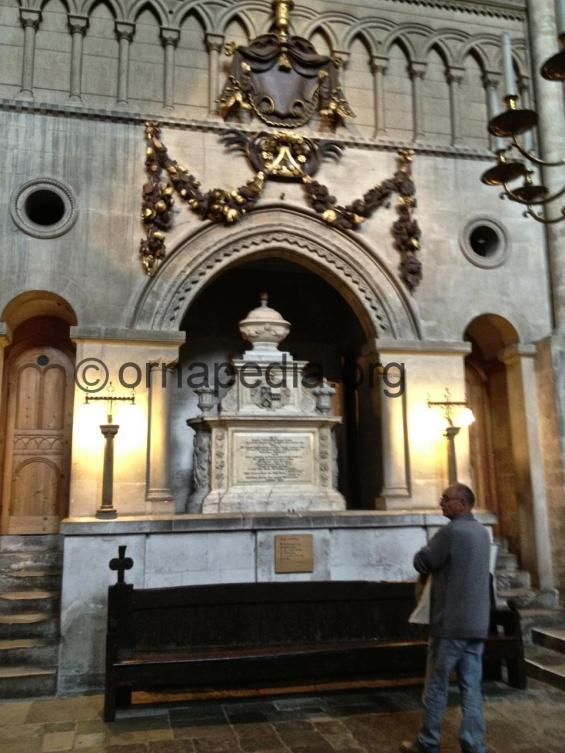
[460,217,509,269]
[10,178,78,239]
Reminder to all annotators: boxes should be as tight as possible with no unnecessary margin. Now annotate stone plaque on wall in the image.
[275,535,314,573]
[233,432,314,485]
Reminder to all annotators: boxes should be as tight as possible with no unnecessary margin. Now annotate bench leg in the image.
[482,658,503,683]
[116,686,132,709]
[104,677,117,722]
[507,657,527,689]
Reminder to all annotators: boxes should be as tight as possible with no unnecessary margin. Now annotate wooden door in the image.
[1,346,74,533]
[465,359,497,513]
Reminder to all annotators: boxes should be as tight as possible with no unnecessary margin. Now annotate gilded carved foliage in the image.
[139,124,422,290]
[140,122,266,275]
[302,149,422,290]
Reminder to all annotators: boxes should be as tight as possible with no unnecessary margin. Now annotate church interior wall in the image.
[0,111,553,344]
[3,0,565,694]
[1,0,563,592]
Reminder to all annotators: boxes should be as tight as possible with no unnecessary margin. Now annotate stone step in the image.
[0,612,58,639]
[518,608,565,642]
[0,638,59,665]
[532,627,565,655]
[498,588,560,610]
[493,536,510,554]
[0,569,62,591]
[0,590,59,615]
[0,550,63,571]
[0,534,61,553]
[0,665,57,698]
[495,569,531,590]
[525,644,565,692]
[496,552,519,571]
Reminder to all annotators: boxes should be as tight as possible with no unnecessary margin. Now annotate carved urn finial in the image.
[239,293,291,357]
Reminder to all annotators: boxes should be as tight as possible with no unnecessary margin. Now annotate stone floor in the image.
[0,680,563,753]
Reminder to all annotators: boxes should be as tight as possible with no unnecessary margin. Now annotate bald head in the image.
[449,483,475,508]
[439,483,476,519]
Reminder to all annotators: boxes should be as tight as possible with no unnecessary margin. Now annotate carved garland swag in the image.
[140,122,422,291]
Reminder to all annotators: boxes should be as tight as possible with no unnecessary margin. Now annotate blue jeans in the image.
[417,638,487,753]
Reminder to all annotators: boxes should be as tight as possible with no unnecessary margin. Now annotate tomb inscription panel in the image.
[233,432,314,485]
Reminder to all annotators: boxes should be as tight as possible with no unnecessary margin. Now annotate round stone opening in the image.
[24,189,66,226]
[469,225,500,258]
[460,217,509,269]
[10,178,78,239]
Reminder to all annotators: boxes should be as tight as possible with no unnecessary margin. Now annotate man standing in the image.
[400,483,492,753]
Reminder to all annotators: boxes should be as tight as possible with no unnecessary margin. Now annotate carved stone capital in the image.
[332,50,350,68]
[446,66,465,85]
[205,32,225,53]
[370,55,388,74]
[20,9,41,31]
[115,21,135,43]
[482,71,501,90]
[160,27,180,47]
[0,322,12,349]
[409,61,427,80]
[148,358,178,373]
[68,15,88,35]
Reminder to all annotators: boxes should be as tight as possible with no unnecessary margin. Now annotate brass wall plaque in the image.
[274,534,314,573]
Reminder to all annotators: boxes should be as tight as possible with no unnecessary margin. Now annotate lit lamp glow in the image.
[427,389,475,485]
[85,382,135,519]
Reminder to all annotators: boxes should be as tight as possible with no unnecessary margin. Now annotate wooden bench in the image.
[104,547,526,721]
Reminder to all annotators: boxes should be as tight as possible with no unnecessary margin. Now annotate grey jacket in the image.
[413,513,491,639]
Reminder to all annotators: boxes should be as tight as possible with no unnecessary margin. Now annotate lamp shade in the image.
[455,407,476,427]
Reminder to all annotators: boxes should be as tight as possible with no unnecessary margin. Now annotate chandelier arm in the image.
[511,136,565,168]
[523,206,565,224]
[502,182,565,206]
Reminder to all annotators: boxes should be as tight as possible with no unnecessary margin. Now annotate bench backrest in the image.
[107,581,425,653]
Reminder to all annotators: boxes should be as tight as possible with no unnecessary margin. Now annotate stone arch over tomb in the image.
[131,206,421,341]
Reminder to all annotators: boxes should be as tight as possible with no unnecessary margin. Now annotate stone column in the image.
[447,66,464,146]
[19,9,41,98]
[115,21,135,105]
[68,15,88,102]
[160,28,180,110]
[378,376,410,508]
[0,324,12,410]
[205,32,224,116]
[500,344,554,590]
[518,73,535,152]
[527,0,565,326]
[483,72,503,151]
[409,61,427,142]
[146,360,175,511]
[333,50,350,89]
[362,345,410,510]
[370,56,388,138]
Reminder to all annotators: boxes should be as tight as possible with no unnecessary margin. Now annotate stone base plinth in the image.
[202,485,346,514]
[58,509,496,695]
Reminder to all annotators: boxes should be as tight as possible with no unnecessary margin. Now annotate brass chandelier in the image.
[481,4,565,224]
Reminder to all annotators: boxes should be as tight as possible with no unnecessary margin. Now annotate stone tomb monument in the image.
[188,295,346,514]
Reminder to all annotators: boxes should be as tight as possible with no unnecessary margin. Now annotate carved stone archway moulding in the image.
[132,207,421,342]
